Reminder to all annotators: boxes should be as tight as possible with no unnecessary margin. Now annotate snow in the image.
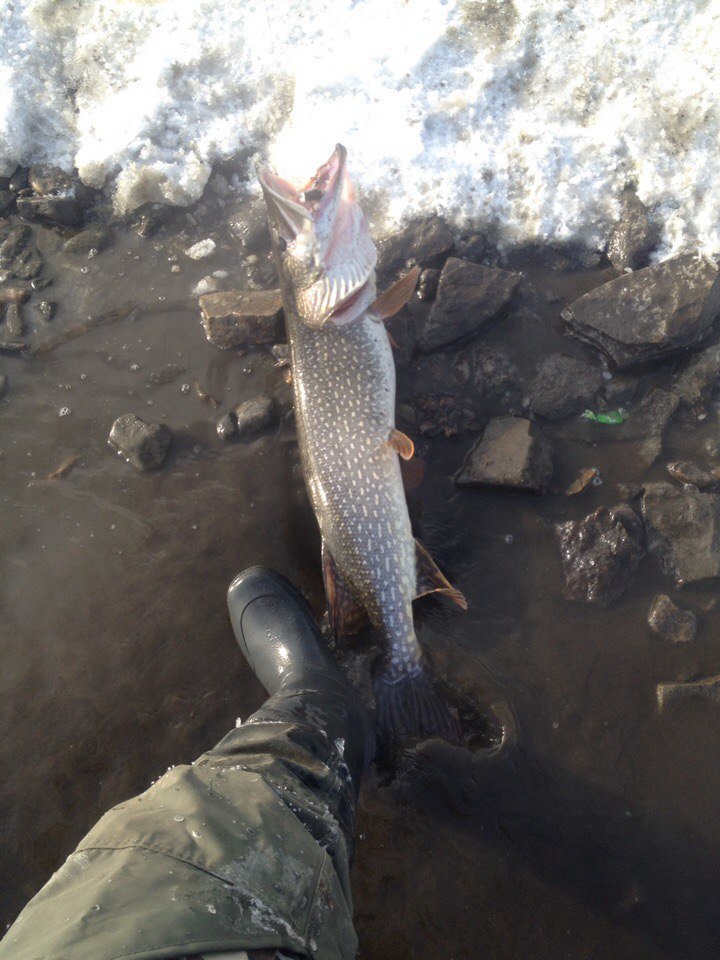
[1,0,720,257]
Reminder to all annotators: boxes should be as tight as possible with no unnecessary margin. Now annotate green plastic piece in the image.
[581,408,629,424]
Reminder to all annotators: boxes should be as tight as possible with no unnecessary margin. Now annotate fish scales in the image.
[288,308,421,679]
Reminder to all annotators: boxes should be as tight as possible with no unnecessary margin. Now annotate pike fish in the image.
[259,145,466,742]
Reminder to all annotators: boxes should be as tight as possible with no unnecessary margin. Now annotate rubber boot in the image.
[227,566,375,797]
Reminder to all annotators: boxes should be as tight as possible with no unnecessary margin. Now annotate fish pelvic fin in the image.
[374,666,460,749]
[322,541,368,639]
[367,266,420,323]
[414,538,468,609]
[387,427,415,460]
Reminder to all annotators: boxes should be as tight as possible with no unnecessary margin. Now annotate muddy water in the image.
[2,215,720,960]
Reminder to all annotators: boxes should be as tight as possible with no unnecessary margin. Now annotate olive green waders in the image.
[0,706,363,960]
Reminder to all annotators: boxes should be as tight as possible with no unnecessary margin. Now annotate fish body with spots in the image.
[259,145,465,740]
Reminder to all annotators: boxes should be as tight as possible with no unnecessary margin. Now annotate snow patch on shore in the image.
[1,0,719,257]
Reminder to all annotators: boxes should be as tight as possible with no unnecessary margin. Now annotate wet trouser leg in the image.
[0,689,370,960]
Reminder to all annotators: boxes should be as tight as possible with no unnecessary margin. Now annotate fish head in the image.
[258,144,377,330]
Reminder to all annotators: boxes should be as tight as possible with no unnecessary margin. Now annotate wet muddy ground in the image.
[2,197,720,960]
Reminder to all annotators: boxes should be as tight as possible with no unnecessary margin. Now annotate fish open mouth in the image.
[259,145,378,328]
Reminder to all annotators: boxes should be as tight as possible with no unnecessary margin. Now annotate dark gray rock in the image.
[657,674,720,710]
[228,198,272,254]
[0,225,31,262]
[8,168,28,193]
[562,255,720,368]
[528,354,603,420]
[607,190,659,270]
[666,460,718,490]
[37,300,55,323]
[3,302,24,338]
[16,194,83,227]
[455,416,553,491]
[216,411,238,440]
[233,395,278,437]
[413,393,482,438]
[673,342,720,407]
[0,372,7,398]
[642,481,720,584]
[108,414,172,471]
[556,504,643,608]
[0,190,14,215]
[377,217,455,275]
[647,594,697,643]
[199,289,284,349]
[612,388,680,470]
[417,268,440,302]
[28,165,79,196]
[602,371,638,407]
[417,257,520,352]
[64,224,112,255]
[454,232,487,263]
[8,244,42,280]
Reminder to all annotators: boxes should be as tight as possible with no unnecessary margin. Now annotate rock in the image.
[562,255,720,368]
[37,300,55,322]
[607,190,659,270]
[0,190,14,215]
[0,284,30,304]
[8,168,29,193]
[527,354,603,421]
[642,482,720,584]
[455,416,553,492]
[0,372,7,398]
[8,244,42,280]
[417,268,441,302]
[132,203,174,237]
[647,594,697,643]
[0,225,31,262]
[16,194,83,227]
[28,165,78,197]
[233,395,277,437]
[377,217,455,276]
[612,388,680,470]
[413,393,482,438]
[216,412,238,441]
[602,371,638,407]
[556,504,643,608]
[666,460,717,490]
[199,289,284,349]
[3,302,24,338]
[454,232,487,263]
[657,674,720,710]
[228,198,272,254]
[673,342,720,407]
[185,238,216,260]
[108,414,172,471]
[63,224,112,255]
[458,345,519,400]
[416,257,520,352]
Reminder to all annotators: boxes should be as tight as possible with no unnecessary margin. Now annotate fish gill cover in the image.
[0,0,718,257]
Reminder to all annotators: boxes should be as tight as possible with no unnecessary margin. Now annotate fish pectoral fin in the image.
[387,427,415,461]
[322,542,368,639]
[414,538,468,609]
[367,266,421,323]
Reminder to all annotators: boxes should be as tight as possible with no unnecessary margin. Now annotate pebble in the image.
[185,238,216,260]
[108,414,172,471]
[647,594,697,643]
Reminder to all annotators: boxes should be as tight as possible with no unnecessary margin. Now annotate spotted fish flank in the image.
[259,145,466,743]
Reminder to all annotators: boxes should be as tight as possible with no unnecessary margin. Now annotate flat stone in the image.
[642,481,720,584]
[562,255,720,368]
[657,674,720,711]
[377,217,455,276]
[63,224,112,255]
[417,257,520,352]
[673,342,720,407]
[528,354,603,420]
[556,504,643,608]
[16,194,84,227]
[455,416,553,492]
[199,289,284,349]
[233,395,277,437]
[607,190,658,270]
[648,594,697,643]
[666,460,718,490]
[108,414,172,471]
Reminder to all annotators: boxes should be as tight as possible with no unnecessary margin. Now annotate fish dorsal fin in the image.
[414,538,468,609]
[387,427,415,460]
[322,541,368,639]
[368,266,421,323]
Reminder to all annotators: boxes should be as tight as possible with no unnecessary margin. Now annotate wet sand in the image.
[1,211,720,959]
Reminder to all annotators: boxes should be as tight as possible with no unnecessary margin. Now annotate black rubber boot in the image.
[227,566,375,794]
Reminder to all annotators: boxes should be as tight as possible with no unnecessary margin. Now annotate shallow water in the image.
[2,209,720,960]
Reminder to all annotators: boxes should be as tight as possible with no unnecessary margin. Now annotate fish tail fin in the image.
[374,667,460,749]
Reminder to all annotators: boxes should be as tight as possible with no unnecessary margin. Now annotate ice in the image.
[1,1,719,256]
